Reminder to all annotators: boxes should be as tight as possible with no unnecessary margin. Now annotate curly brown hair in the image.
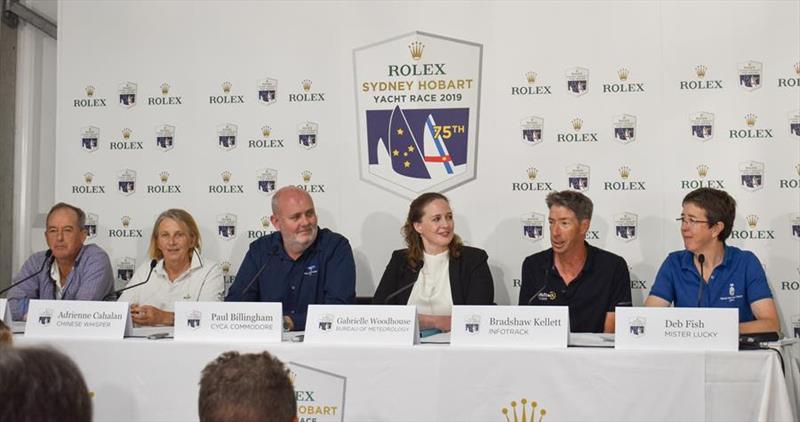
[401,192,462,270]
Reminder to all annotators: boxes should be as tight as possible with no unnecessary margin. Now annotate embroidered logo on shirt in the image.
[304,264,318,276]
[719,282,743,303]
[536,291,557,301]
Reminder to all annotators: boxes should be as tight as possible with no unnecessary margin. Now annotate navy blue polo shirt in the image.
[649,245,773,322]
[225,228,356,330]
[519,243,632,333]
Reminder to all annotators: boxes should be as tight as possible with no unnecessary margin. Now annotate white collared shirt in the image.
[118,253,224,311]
[49,263,64,299]
[407,251,453,316]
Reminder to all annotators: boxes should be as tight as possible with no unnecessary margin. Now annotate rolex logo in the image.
[571,118,583,131]
[122,128,132,140]
[745,113,757,127]
[302,170,312,183]
[160,83,170,95]
[795,62,800,76]
[121,216,131,228]
[747,214,758,229]
[85,85,95,97]
[261,216,270,229]
[695,65,707,79]
[84,172,94,184]
[501,398,546,422]
[617,68,629,81]
[222,81,232,94]
[697,164,709,178]
[408,41,424,60]
[221,262,231,274]
[288,370,297,385]
[221,171,232,184]
[526,167,538,181]
[261,125,271,137]
[302,79,312,92]
[796,163,800,177]
[526,71,537,85]
[159,171,169,183]
[619,166,631,180]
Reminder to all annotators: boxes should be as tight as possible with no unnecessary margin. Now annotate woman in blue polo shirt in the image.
[645,188,780,334]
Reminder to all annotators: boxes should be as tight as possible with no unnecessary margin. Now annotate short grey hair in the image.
[545,190,593,222]
[46,202,86,231]
[270,186,312,215]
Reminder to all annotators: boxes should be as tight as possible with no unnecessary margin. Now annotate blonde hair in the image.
[148,209,201,260]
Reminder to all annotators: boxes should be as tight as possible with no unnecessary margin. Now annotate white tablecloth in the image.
[14,336,796,422]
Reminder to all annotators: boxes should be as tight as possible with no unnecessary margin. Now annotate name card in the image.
[0,299,10,325]
[174,302,282,342]
[304,305,418,346]
[25,300,132,339]
[451,305,569,348]
[615,307,738,351]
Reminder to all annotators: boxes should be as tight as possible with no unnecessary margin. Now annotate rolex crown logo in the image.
[84,172,94,184]
[261,125,271,137]
[695,65,707,79]
[221,171,232,184]
[746,214,758,229]
[408,41,424,60]
[796,163,800,177]
[745,113,757,127]
[501,398,547,422]
[121,216,131,228]
[525,71,537,85]
[221,262,231,274]
[160,83,170,95]
[85,85,95,97]
[619,166,631,179]
[222,81,232,94]
[159,171,169,183]
[697,164,709,178]
[526,167,538,181]
[261,216,270,229]
[571,118,583,131]
[122,128,132,140]
[302,79,312,92]
[617,68,629,81]
[288,370,297,386]
[302,170,312,183]
[794,62,800,76]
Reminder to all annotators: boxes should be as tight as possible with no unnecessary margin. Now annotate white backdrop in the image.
[55,1,800,334]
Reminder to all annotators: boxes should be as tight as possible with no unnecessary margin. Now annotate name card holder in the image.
[0,299,10,325]
[615,307,738,351]
[451,305,569,348]
[25,300,132,339]
[173,302,282,342]
[304,305,418,346]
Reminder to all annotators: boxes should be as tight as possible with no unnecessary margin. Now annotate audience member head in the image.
[199,350,297,422]
[0,346,92,422]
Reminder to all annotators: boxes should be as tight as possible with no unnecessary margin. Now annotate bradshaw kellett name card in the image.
[25,300,132,339]
[615,307,738,351]
[451,305,569,348]
[304,305,418,346]
[173,302,282,342]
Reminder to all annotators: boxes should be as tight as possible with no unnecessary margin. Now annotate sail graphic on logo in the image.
[366,105,468,189]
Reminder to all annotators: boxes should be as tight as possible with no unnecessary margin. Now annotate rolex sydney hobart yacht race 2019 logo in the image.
[354,31,482,198]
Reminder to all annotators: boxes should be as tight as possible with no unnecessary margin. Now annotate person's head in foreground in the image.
[199,350,297,422]
[0,346,92,422]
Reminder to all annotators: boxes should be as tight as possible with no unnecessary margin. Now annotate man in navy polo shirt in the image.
[519,191,632,333]
[226,186,355,331]
[645,188,779,334]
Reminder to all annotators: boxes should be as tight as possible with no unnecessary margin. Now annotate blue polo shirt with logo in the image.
[650,245,773,322]
[225,228,356,330]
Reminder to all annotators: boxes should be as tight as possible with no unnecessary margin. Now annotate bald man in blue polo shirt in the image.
[226,186,356,331]
[645,188,780,334]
